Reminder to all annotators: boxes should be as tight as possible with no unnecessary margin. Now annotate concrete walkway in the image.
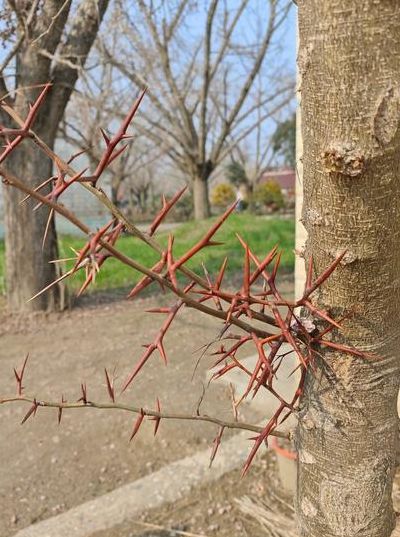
[14,425,259,537]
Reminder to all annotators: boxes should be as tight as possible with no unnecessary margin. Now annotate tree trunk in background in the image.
[4,59,63,312]
[111,176,122,208]
[296,2,400,536]
[1,0,109,313]
[5,140,59,312]
[193,175,211,220]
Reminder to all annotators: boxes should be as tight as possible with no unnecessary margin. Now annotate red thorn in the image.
[149,186,187,236]
[67,149,87,164]
[121,345,155,392]
[108,143,129,166]
[105,368,115,403]
[210,345,226,356]
[270,252,282,284]
[14,352,29,396]
[152,398,161,436]
[157,341,167,365]
[303,299,342,329]
[92,88,146,184]
[303,250,347,300]
[241,404,285,476]
[127,257,166,299]
[272,306,308,368]
[128,275,153,299]
[78,383,88,404]
[167,235,178,289]
[173,201,237,270]
[129,409,145,441]
[243,244,250,298]
[210,362,237,381]
[58,395,66,425]
[21,398,38,425]
[100,127,110,145]
[209,426,225,467]
[316,338,376,360]
[216,257,228,289]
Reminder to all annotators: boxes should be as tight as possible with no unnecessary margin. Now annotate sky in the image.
[283,4,297,72]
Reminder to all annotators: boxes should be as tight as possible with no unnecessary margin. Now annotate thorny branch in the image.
[0,87,373,472]
[0,395,289,439]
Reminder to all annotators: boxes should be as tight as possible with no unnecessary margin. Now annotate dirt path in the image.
[0,280,293,537]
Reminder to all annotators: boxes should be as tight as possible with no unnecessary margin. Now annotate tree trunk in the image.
[3,49,63,313]
[4,141,60,312]
[111,177,121,208]
[193,175,210,220]
[294,18,306,301]
[1,0,109,312]
[296,2,400,536]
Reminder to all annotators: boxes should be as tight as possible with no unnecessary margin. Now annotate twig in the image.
[0,33,25,74]
[32,0,70,44]
[0,395,290,439]
[1,0,41,73]
[38,49,84,73]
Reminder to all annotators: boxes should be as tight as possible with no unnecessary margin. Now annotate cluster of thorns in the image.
[0,85,369,474]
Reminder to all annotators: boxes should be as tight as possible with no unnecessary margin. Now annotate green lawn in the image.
[0,214,295,295]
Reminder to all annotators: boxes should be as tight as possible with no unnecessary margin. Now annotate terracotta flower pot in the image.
[270,437,297,495]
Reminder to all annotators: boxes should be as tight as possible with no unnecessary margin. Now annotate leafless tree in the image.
[0,0,109,312]
[60,59,164,219]
[102,0,294,220]
[228,75,294,193]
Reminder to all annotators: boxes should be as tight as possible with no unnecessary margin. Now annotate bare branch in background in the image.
[99,0,294,219]
[0,0,110,313]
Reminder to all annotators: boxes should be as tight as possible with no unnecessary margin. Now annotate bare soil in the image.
[0,280,293,537]
[91,454,287,537]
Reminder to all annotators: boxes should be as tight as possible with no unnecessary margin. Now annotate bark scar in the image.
[373,87,400,146]
[321,144,365,177]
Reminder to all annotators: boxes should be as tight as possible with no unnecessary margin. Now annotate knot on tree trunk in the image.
[321,144,365,177]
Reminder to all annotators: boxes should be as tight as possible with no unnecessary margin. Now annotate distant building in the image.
[258,167,296,203]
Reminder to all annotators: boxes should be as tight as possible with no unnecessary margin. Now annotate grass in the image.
[0,214,295,295]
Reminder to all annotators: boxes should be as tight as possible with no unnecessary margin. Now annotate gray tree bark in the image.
[296,2,400,536]
[193,175,211,220]
[294,17,306,301]
[2,0,109,312]
[4,140,59,312]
